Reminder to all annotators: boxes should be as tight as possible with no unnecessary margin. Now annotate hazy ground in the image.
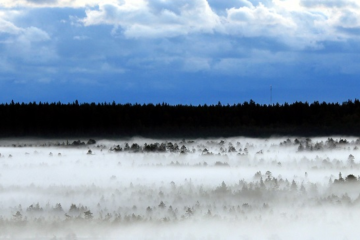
[0,137,359,239]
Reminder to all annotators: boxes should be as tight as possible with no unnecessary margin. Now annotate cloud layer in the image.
[0,0,360,103]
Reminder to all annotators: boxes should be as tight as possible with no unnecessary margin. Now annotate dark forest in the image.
[1,99,360,138]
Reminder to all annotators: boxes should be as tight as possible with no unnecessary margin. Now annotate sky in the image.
[0,0,360,105]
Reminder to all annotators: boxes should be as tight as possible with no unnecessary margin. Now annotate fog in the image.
[0,137,359,239]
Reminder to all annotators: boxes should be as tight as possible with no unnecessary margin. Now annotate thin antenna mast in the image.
[270,85,272,105]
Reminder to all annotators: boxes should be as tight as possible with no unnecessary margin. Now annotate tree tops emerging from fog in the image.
[1,99,360,137]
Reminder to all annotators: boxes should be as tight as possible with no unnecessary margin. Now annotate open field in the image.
[0,137,359,239]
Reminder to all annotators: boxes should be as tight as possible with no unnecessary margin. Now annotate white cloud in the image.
[225,3,296,38]
[0,10,50,41]
[82,0,222,38]
[332,9,360,29]
[1,0,360,48]
[300,0,359,9]
[0,18,22,35]
[19,26,50,42]
[0,0,117,8]
[78,0,360,51]
[1,0,360,82]
[0,12,55,64]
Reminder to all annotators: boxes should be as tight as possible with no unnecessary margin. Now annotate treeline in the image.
[1,99,360,138]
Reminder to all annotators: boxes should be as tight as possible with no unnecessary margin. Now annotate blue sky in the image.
[0,0,360,105]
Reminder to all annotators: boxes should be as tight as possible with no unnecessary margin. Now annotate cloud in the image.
[1,0,360,48]
[333,9,360,30]
[300,0,359,9]
[0,11,55,67]
[225,3,296,38]
[0,0,360,94]
[19,26,50,42]
[82,0,222,38]
[0,0,106,8]
[26,0,58,5]
[0,18,22,35]
[207,0,254,13]
[78,0,343,50]
[0,10,50,41]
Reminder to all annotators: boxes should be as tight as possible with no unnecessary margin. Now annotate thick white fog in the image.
[0,137,360,239]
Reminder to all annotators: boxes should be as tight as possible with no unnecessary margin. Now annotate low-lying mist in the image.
[0,137,360,239]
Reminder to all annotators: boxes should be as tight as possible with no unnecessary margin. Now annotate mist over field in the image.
[0,137,360,239]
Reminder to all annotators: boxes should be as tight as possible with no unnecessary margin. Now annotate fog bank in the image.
[0,137,359,239]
